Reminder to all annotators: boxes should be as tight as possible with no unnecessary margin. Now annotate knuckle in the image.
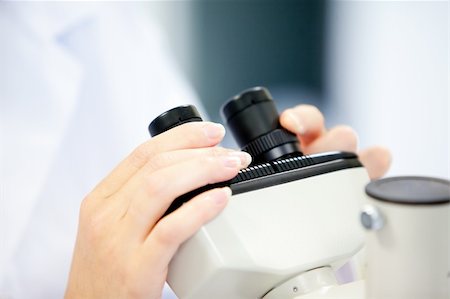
[144,172,166,197]
[129,142,156,169]
[79,195,109,242]
[152,221,179,247]
[172,123,204,146]
[209,146,227,158]
[147,152,172,172]
[79,194,96,218]
[198,156,218,175]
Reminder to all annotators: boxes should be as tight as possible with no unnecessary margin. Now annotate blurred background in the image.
[148,0,326,121]
[0,2,448,298]
[148,0,449,179]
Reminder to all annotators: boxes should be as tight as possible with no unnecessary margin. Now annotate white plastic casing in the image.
[167,167,370,299]
[364,197,450,298]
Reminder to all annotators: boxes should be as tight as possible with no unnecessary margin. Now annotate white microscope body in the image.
[167,159,369,299]
[149,87,449,299]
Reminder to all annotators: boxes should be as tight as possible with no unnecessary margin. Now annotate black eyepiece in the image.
[221,87,302,164]
[149,105,202,137]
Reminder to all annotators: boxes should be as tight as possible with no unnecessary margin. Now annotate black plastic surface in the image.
[163,151,362,215]
[366,176,450,205]
[148,105,202,137]
[220,86,302,163]
[221,86,273,121]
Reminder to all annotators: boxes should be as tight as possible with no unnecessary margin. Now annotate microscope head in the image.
[149,87,370,299]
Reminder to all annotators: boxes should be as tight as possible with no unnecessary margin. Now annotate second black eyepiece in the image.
[221,87,303,164]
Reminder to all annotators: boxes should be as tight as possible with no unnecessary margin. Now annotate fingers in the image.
[138,187,231,271]
[280,104,391,179]
[119,151,251,240]
[143,147,238,173]
[280,105,326,146]
[92,122,225,198]
[301,125,359,155]
[358,146,392,180]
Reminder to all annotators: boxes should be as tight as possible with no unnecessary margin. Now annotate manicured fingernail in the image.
[228,151,252,167]
[286,110,306,135]
[222,155,241,168]
[204,123,225,139]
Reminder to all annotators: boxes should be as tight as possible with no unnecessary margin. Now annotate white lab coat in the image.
[0,3,198,298]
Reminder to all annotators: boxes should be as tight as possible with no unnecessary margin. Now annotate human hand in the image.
[65,104,389,299]
[280,105,391,179]
[64,122,251,299]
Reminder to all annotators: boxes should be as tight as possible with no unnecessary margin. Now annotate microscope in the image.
[149,87,450,299]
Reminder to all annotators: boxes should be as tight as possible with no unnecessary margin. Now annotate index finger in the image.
[280,105,326,146]
[92,121,225,198]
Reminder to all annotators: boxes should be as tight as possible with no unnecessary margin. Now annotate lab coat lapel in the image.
[0,9,82,279]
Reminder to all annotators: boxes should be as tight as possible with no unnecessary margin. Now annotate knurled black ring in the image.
[242,129,298,158]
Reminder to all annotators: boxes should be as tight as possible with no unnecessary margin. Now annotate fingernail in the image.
[204,123,225,139]
[286,110,306,135]
[221,155,241,168]
[228,151,252,167]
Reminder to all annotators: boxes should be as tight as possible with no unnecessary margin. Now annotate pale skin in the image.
[65,105,391,299]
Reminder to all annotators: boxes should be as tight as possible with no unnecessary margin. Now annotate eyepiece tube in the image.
[148,105,202,137]
[221,87,302,164]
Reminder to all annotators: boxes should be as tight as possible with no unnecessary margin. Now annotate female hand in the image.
[65,122,251,299]
[65,105,390,299]
[280,105,391,179]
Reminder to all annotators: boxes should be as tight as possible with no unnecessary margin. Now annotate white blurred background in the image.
[327,0,449,179]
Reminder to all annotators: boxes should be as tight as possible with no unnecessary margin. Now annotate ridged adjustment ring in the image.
[242,129,298,158]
